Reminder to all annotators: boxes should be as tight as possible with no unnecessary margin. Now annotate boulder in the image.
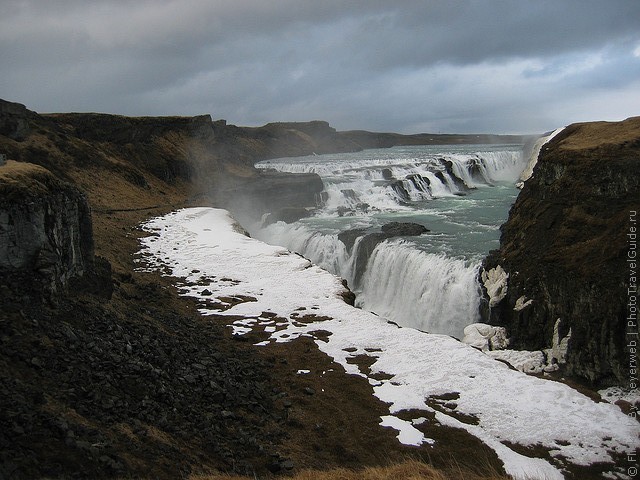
[381,222,429,236]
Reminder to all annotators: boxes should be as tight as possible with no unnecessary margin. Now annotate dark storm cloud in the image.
[1,0,639,133]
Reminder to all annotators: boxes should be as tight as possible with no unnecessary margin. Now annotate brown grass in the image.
[188,460,509,480]
[0,159,62,198]
[555,116,640,150]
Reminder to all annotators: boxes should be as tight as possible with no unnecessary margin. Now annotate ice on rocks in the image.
[462,323,509,351]
[481,265,509,307]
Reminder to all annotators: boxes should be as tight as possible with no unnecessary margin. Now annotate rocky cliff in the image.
[0,100,36,141]
[0,160,97,296]
[482,117,640,387]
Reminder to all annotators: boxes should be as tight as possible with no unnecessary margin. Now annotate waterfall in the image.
[258,149,524,213]
[253,222,352,280]
[358,241,481,337]
[251,145,525,338]
[251,222,481,337]
[518,127,565,186]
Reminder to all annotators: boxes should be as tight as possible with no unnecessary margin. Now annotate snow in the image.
[379,415,434,446]
[481,319,572,375]
[599,387,640,407]
[138,207,640,480]
[487,349,548,374]
[548,318,571,365]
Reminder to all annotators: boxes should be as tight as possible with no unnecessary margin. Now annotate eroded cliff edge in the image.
[0,160,110,298]
[482,117,640,387]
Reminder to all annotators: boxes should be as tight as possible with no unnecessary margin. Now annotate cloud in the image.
[1,0,639,133]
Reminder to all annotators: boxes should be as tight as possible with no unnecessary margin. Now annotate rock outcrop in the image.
[381,222,430,237]
[0,160,98,295]
[0,99,35,141]
[482,117,640,387]
[214,170,324,222]
[338,222,429,287]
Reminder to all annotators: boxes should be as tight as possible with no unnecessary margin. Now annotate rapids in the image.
[250,144,529,337]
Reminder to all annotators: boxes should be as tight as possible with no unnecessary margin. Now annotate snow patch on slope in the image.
[138,207,639,480]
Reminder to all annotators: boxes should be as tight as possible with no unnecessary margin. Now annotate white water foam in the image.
[252,146,526,338]
[358,241,481,337]
[257,148,524,212]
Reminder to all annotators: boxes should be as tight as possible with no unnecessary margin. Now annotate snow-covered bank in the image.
[138,207,639,480]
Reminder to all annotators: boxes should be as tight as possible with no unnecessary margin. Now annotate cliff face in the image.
[482,117,640,387]
[0,161,96,295]
[0,99,36,141]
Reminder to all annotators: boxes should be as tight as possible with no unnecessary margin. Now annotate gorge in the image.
[1,98,638,479]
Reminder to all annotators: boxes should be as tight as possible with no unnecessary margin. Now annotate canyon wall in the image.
[0,161,96,295]
[482,117,640,387]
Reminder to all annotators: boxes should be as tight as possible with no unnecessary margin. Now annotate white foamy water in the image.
[252,144,526,337]
[358,242,481,335]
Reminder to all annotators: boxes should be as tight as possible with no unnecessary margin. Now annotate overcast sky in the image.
[2,1,639,134]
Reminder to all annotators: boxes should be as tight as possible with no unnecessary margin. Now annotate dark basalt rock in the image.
[481,117,640,387]
[263,207,312,226]
[0,161,106,297]
[442,159,472,192]
[468,157,487,184]
[381,222,430,236]
[405,173,431,195]
[352,233,392,286]
[341,188,358,201]
[389,180,410,202]
[381,168,394,180]
[337,228,367,253]
[0,99,34,141]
